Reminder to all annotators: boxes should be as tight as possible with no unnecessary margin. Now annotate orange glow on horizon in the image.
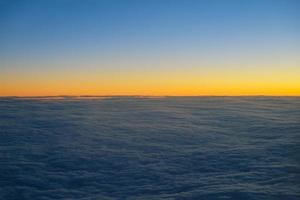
[1,63,300,97]
[1,75,299,97]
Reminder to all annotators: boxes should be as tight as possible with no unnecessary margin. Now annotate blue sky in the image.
[0,0,299,96]
[1,0,299,60]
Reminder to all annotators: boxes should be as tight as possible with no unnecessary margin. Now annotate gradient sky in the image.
[0,0,299,96]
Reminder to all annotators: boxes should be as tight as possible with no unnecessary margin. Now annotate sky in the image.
[0,0,299,96]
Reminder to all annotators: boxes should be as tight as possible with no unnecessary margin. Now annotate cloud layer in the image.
[0,97,299,199]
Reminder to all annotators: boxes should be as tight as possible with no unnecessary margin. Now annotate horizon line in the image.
[1,95,300,98]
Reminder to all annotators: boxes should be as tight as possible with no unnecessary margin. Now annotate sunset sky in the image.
[0,0,299,96]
